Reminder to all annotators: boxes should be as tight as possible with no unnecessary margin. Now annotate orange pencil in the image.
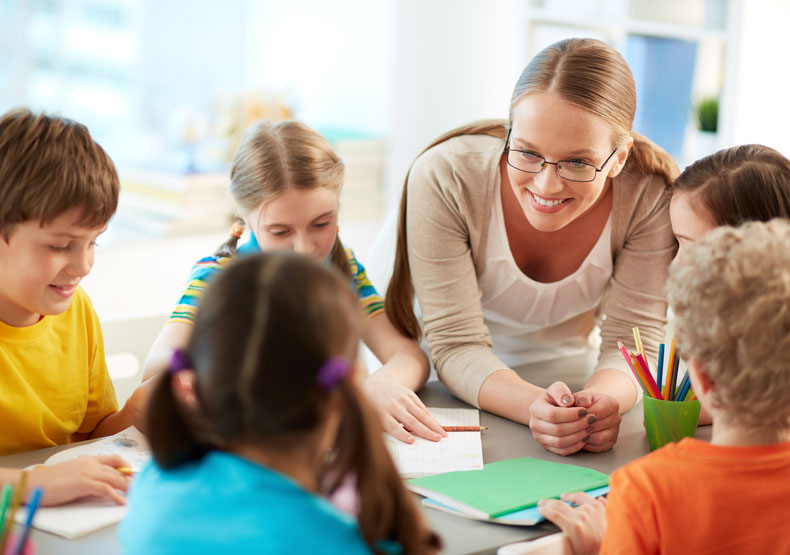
[663,337,677,400]
[116,467,135,476]
[442,426,488,432]
[633,352,664,400]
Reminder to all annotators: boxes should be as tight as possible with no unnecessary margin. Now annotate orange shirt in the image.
[601,438,790,554]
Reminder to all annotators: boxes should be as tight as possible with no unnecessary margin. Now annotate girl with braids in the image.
[121,252,440,554]
[386,38,680,456]
[142,120,446,444]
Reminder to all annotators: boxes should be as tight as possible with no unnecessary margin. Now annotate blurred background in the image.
[1,0,788,392]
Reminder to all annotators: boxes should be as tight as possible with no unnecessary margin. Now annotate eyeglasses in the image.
[503,129,618,183]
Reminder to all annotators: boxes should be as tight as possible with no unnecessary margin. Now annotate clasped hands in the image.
[529,381,621,456]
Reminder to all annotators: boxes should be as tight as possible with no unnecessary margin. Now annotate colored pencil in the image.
[669,353,681,401]
[617,340,650,396]
[634,352,664,400]
[116,466,135,476]
[663,338,677,400]
[0,484,12,545]
[675,370,691,403]
[656,343,665,394]
[632,327,647,366]
[0,471,27,554]
[12,487,41,555]
[441,426,488,432]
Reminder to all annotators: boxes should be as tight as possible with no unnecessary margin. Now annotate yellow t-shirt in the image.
[0,287,118,455]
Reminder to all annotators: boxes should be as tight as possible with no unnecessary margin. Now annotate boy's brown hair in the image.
[667,219,790,431]
[0,108,119,238]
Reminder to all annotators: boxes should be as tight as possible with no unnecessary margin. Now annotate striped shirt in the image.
[169,235,384,325]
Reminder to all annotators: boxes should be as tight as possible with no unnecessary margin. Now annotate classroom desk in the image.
[0,380,711,555]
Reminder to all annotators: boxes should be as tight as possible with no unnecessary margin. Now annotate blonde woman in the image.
[387,38,679,455]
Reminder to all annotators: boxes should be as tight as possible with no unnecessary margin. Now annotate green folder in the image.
[407,457,610,519]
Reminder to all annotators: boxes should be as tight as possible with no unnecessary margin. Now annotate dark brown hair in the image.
[673,144,790,225]
[386,38,680,340]
[147,252,439,554]
[0,107,119,237]
[215,119,350,277]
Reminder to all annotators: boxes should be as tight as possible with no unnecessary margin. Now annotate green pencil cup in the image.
[643,397,701,451]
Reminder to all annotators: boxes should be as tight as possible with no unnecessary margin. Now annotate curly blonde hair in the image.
[666,219,790,431]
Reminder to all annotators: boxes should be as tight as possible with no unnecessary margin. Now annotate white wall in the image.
[384,0,524,209]
[243,0,394,135]
[728,0,790,156]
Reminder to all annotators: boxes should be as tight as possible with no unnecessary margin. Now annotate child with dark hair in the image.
[121,252,440,554]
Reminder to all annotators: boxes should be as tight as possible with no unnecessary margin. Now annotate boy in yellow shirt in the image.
[0,108,148,505]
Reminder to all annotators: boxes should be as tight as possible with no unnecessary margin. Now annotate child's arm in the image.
[362,312,447,444]
[0,455,130,506]
[141,322,193,381]
[89,377,156,437]
[537,491,607,555]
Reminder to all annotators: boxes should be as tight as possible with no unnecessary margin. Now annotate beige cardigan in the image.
[405,134,675,406]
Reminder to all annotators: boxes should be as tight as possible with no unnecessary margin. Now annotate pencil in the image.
[0,470,27,554]
[618,340,650,395]
[675,370,691,403]
[442,426,487,432]
[116,466,135,476]
[663,338,676,400]
[12,487,41,555]
[656,343,665,394]
[634,352,664,400]
[0,484,12,544]
[632,327,647,367]
[669,354,681,401]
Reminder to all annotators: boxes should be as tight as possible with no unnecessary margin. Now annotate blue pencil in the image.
[676,371,692,403]
[12,487,41,555]
[656,343,665,395]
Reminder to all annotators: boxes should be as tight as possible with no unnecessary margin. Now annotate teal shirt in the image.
[120,451,371,555]
[169,235,384,324]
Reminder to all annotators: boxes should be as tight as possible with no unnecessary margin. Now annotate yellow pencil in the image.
[116,466,135,477]
[632,327,647,365]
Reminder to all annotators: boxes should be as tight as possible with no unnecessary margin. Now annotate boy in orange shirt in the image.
[0,108,148,506]
[538,219,790,554]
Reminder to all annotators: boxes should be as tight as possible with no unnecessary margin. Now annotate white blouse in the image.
[478,180,613,387]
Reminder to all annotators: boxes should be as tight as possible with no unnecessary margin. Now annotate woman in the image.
[386,38,679,455]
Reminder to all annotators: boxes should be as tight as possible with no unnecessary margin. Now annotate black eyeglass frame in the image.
[503,128,618,183]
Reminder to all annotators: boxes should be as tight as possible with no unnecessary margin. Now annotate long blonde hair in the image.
[216,119,351,276]
[386,38,679,340]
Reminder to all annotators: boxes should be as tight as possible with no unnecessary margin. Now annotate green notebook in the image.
[407,457,609,519]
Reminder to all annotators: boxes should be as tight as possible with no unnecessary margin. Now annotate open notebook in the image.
[15,427,150,539]
[385,407,484,478]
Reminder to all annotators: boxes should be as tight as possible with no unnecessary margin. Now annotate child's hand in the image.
[29,455,132,506]
[573,391,621,453]
[123,376,157,433]
[529,382,595,456]
[363,377,447,444]
[538,492,607,555]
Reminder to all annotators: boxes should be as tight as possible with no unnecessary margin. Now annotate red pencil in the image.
[442,426,488,432]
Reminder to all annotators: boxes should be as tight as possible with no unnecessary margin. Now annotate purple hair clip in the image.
[168,348,191,375]
[316,357,351,390]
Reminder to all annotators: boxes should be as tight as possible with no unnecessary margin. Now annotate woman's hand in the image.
[528,382,598,456]
[363,376,447,444]
[538,492,608,555]
[573,390,621,453]
[28,455,132,506]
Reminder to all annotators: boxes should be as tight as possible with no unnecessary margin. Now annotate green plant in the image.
[696,97,719,133]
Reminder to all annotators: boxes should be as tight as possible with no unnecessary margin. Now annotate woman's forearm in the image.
[584,368,638,413]
[478,370,545,425]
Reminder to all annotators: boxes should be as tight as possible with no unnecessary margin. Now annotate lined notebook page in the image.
[386,407,484,478]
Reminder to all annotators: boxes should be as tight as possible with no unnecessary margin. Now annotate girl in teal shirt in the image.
[121,252,440,554]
